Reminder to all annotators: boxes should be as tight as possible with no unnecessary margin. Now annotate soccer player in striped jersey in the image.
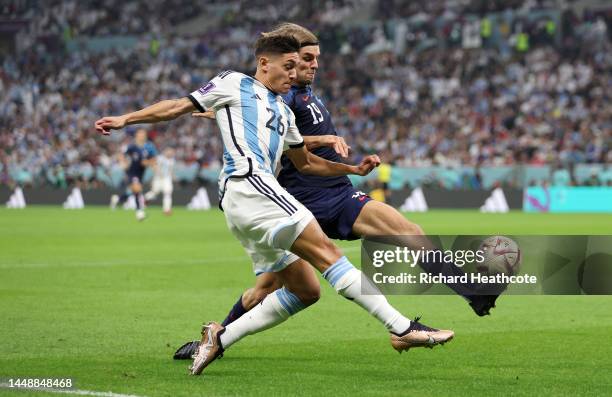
[173,25,496,361]
[173,22,506,361]
[95,34,454,376]
[144,147,175,215]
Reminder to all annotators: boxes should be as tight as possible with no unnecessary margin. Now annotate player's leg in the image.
[290,220,453,350]
[161,178,173,214]
[222,272,281,326]
[130,179,143,208]
[229,178,453,350]
[130,177,146,220]
[190,257,318,375]
[174,271,282,360]
[143,178,159,202]
[352,200,498,315]
[242,273,282,308]
[190,176,450,375]
[352,200,475,291]
[110,194,120,209]
[190,176,321,374]
[218,257,319,349]
[173,269,283,360]
[112,176,130,209]
[213,185,333,330]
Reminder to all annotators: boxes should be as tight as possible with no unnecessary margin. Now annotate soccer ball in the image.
[476,236,521,276]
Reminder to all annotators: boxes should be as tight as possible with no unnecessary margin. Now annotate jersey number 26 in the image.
[265,108,285,136]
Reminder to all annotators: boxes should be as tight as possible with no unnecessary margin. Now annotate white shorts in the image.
[221,173,313,275]
[151,177,173,195]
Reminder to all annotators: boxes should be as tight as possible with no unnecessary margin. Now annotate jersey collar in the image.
[291,84,311,94]
[252,76,284,97]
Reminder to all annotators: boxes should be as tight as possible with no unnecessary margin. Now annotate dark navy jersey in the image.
[277,85,351,191]
[125,142,156,177]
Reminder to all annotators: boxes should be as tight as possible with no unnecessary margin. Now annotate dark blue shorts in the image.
[288,184,372,241]
[126,172,143,185]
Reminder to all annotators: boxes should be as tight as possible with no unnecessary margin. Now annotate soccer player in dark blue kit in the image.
[174,23,499,359]
[110,128,156,221]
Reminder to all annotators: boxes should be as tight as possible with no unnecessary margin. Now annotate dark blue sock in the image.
[221,295,247,326]
[135,193,142,210]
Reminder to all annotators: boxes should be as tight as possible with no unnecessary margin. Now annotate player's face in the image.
[264,52,298,94]
[295,45,320,86]
[135,129,147,145]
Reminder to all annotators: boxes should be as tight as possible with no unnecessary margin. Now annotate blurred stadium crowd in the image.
[0,0,610,189]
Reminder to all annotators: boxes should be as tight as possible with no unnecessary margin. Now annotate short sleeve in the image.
[145,143,157,158]
[282,110,304,151]
[188,72,237,112]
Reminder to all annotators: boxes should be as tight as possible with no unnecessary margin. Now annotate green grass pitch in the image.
[1,207,611,396]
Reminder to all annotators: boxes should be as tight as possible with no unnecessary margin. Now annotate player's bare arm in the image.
[285,144,380,177]
[94,97,196,135]
[303,135,350,158]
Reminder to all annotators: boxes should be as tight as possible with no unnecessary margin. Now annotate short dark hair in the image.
[264,23,319,48]
[254,34,300,57]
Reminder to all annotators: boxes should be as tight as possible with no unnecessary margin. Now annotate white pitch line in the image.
[0,246,361,269]
[0,384,145,397]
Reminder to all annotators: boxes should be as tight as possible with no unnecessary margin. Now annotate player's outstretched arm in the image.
[285,145,380,177]
[303,135,350,158]
[94,97,196,135]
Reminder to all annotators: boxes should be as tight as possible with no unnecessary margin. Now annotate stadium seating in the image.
[1,1,609,189]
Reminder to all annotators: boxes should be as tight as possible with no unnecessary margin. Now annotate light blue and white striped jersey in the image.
[188,71,304,195]
[153,155,174,180]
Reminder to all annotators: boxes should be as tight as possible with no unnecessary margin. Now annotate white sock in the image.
[163,193,172,212]
[220,287,305,349]
[323,256,411,335]
[144,191,155,201]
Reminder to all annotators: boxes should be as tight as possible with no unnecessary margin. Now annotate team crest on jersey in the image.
[198,81,216,95]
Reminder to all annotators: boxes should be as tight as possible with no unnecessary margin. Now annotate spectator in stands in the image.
[552,164,572,186]
[1,0,610,191]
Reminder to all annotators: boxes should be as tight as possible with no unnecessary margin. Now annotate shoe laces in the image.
[409,316,438,332]
[195,325,214,359]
